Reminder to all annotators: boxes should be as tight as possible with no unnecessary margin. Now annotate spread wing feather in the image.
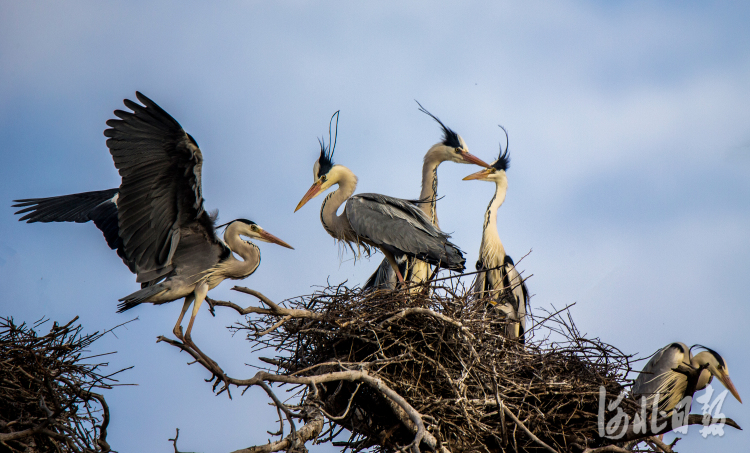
[104,92,212,282]
[345,193,465,271]
[12,189,131,270]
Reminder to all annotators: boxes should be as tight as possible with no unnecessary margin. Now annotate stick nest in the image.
[235,282,638,453]
[0,317,123,453]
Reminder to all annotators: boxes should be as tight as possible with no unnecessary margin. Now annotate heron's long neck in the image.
[320,167,357,240]
[222,226,261,279]
[480,180,508,262]
[419,154,444,226]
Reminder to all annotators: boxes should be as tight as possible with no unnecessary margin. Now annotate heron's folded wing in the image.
[346,193,464,270]
[105,92,209,282]
[632,343,688,407]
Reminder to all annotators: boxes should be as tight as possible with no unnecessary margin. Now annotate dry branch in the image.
[162,283,740,453]
[0,316,129,453]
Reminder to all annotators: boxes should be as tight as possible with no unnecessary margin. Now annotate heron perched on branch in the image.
[462,126,528,340]
[13,92,293,341]
[294,111,465,282]
[632,342,742,414]
[363,102,490,291]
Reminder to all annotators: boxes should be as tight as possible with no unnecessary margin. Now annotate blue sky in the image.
[1,2,749,452]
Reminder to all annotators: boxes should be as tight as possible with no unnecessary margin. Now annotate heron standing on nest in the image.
[14,92,293,342]
[295,111,466,283]
[363,102,490,291]
[632,342,741,414]
[462,126,528,340]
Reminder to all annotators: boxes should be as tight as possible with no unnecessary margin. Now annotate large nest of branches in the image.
[164,280,738,453]
[0,317,126,453]
[228,282,640,453]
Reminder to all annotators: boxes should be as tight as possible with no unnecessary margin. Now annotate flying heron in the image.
[13,92,293,341]
[363,102,490,291]
[294,111,465,282]
[462,126,528,340]
[632,342,741,415]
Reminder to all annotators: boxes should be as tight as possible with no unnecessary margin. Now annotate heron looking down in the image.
[632,342,741,415]
[294,111,466,282]
[13,92,293,342]
[363,102,490,291]
[462,126,528,340]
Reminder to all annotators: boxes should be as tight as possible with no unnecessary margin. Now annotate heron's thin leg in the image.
[382,250,405,283]
[173,295,195,339]
[184,282,209,343]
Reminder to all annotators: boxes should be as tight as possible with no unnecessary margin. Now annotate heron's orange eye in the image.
[321,175,327,182]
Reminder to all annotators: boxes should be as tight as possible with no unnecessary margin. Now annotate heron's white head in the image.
[417,101,490,168]
[463,126,511,185]
[692,347,742,404]
[226,219,294,249]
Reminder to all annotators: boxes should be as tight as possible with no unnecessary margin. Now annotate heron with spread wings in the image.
[14,92,293,341]
[294,111,465,282]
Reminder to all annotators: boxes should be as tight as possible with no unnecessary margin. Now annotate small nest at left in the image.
[0,317,121,453]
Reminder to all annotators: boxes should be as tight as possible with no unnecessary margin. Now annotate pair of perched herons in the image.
[13,93,741,419]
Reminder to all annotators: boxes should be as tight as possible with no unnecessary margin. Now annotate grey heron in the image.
[13,92,293,341]
[462,127,528,340]
[294,111,466,282]
[632,342,741,414]
[363,102,490,291]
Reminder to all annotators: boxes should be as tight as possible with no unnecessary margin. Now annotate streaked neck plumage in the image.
[320,165,358,241]
[419,147,446,227]
[480,176,508,264]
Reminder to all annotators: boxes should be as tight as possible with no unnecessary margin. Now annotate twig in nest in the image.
[163,281,741,453]
[0,316,132,453]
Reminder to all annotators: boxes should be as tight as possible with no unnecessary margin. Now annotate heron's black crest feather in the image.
[692,344,726,368]
[492,125,511,171]
[236,218,257,226]
[415,100,461,149]
[317,110,340,178]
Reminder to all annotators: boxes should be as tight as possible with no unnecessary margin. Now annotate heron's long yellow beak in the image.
[716,371,742,404]
[459,150,491,168]
[258,229,294,250]
[462,168,494,181]
[295,180,323,212]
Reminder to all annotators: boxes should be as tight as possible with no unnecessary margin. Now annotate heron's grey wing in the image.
[345,193,465,271]
[473,258,489,297]
[363,255,410,291]
[105,92,211,282]
[169,224,231,282]
[632,342,689,410]
[504,255,528,340]
[12,189,131,270]
[504,256,528,313]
